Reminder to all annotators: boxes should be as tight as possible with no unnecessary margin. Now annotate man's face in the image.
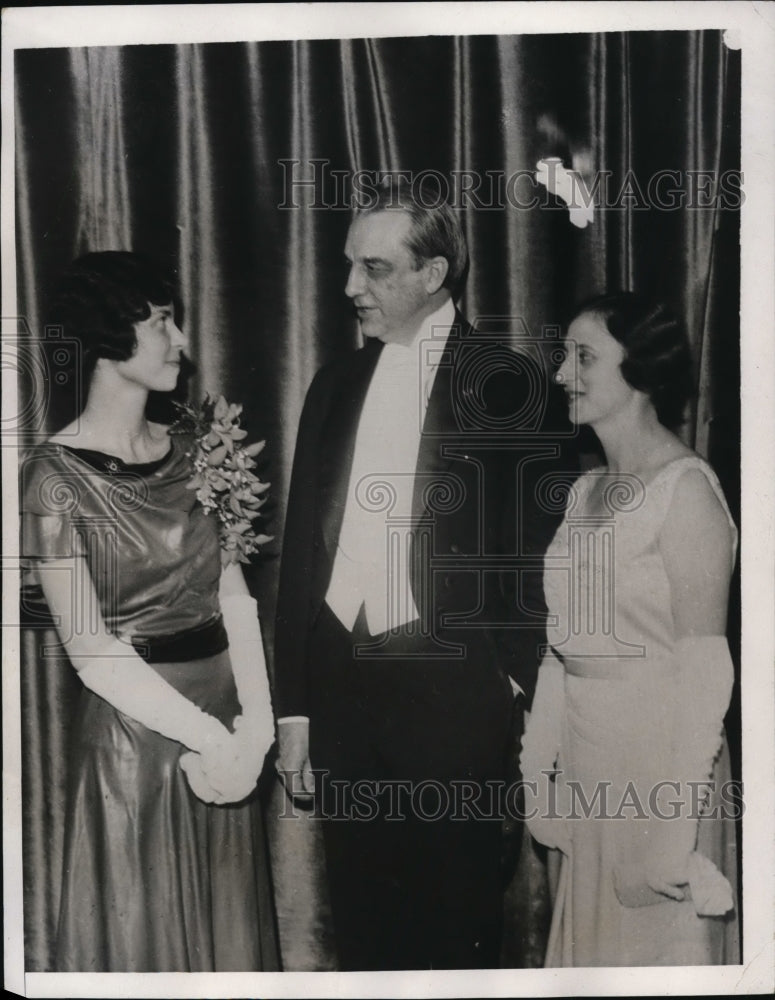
[344,211,434,345]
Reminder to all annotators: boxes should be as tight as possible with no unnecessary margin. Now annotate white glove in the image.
[79,647,271,805]
[672,635,733,785]
[687,851,735,916]
[180,723,266,805]
[220,592,275,765]
[519,651,571,854]
[645,635,734,908]
[179,592,276,804]
[178,591,276,805]
[38,556,258,804]
[78,651,232,756]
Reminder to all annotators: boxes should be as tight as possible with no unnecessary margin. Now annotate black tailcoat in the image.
[275,312,574,717]
[273,312,575,970]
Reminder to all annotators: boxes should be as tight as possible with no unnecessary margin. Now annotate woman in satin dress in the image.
[520,292,739,966]
[21,252,279,970]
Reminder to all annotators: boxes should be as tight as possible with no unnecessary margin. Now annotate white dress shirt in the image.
[278,298,519,726]
[325,298,456,636]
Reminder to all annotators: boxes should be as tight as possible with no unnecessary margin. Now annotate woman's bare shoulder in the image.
[644,434,695,482]
[660,463,735,558]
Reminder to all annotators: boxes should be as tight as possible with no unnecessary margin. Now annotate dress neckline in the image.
[54,439,175,476]
[586,453,705,489]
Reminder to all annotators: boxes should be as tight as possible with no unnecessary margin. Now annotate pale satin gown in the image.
[538,455,739,967]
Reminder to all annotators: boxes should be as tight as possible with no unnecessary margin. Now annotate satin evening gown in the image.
[21,435,278,971]
[537,456,739,967]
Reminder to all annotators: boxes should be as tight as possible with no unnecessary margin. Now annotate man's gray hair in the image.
[354,177,469,298]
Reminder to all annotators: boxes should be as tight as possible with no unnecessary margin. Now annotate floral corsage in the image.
[171,395,272,565]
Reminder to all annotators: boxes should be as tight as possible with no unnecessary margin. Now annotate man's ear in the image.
[424,256,449,295]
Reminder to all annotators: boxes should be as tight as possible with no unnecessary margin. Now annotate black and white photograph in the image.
[2,3,773,997]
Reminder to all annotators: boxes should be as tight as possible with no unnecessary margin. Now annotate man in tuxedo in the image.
[274,182,572,970]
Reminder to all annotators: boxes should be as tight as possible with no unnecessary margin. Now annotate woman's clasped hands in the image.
[180,715,273,805]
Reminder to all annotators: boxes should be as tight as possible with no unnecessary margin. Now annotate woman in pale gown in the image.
[520,293,739,967]
[21,252,279,970]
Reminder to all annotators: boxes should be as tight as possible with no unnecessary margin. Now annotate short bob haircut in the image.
[353,177,469,299]
[568,292,695,430]
[49,251,179,394]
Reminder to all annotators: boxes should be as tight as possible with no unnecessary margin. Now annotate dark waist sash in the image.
[130,615,229,664]
[21,584,228,664]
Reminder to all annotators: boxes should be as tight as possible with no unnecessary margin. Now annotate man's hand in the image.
[276,719,315,802]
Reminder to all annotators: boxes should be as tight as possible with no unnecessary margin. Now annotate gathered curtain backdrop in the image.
[15,31,740,971]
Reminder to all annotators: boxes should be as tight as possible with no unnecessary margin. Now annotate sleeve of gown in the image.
[20,448,87,566]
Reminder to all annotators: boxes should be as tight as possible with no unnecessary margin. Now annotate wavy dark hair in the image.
[569,292,695,429]
[48,251,180,400]
[354,178,469,298]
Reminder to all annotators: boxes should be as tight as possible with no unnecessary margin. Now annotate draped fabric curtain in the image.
[15,32,740,971]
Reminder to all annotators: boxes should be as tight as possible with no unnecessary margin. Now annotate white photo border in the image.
[2,3,773,997]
